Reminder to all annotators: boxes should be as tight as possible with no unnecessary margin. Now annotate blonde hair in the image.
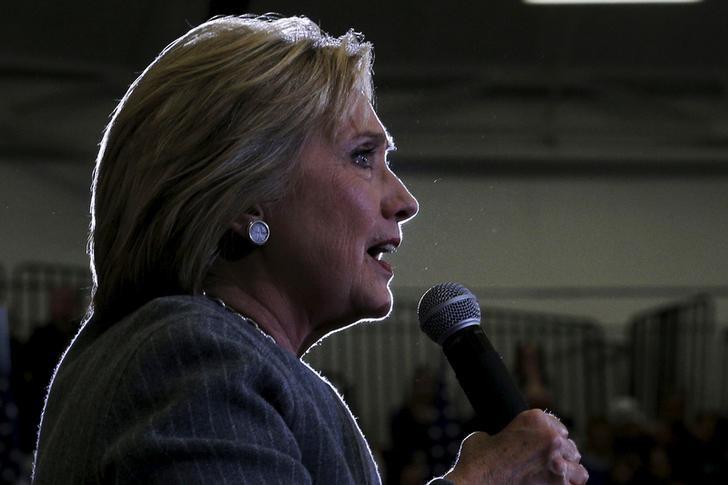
[89,14,373,322]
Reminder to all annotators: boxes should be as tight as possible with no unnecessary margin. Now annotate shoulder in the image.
[121,295,247,341]
[79,295,275,370]
[35,296,322,483]
[106,296,333,420]
[45,294,307,443]
[107,295,301,395]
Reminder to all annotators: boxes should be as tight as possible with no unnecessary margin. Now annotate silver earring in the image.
[247,219,270,246]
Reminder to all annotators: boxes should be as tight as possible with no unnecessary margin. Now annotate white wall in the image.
[0,159,91,272]
[393,173,728,327]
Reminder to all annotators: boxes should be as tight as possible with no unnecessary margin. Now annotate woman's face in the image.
[263,95,418,330]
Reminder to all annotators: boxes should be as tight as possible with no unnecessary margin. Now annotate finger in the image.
[544,433,578,459]
[543,410,569,437]
[560,438,581,463]
[548,457,588,485]
[548,454,566,476]
[565,461,589,485]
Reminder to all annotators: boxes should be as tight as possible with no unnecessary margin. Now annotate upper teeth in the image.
[380,243,396,254]
[372,244,396,260]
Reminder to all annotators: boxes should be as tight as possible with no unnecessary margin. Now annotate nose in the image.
[383,170,419,224]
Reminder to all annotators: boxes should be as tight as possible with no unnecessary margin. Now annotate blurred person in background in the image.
[515,342,555,412]
[32,14,586,484]
[386,366,465,484]
[1,307,24,484]
[12,287,82,455]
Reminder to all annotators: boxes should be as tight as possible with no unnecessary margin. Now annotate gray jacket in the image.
[33,295,380,484]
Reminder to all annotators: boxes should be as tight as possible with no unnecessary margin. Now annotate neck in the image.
[203,262,320,357]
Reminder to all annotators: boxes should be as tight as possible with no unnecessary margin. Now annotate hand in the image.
[443,409,588,484]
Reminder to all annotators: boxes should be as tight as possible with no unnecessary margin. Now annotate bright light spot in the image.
[524,0,702,4]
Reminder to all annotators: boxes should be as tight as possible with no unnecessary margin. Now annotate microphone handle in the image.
[443,326,528,435]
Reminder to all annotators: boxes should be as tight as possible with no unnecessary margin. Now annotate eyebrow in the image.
[353,130,397,152]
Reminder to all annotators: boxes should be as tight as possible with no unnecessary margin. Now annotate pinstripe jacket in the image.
[32,295,381,484]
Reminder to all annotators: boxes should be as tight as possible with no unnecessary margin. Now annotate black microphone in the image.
[417,282,528,435]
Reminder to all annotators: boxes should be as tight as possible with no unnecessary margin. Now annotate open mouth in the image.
[367,242,397,261]
[366,241,398,275]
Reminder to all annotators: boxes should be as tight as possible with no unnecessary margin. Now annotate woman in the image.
[33,15,587,484]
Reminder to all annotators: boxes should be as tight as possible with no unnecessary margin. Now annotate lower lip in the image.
[372,256,393,275]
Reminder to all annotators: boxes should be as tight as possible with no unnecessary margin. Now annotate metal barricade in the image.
[629,294,715,419]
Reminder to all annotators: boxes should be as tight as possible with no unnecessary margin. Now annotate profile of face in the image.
[262,95,418,331]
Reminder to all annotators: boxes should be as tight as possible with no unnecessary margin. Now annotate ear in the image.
[229,204,266,237]
[218,204,268,262]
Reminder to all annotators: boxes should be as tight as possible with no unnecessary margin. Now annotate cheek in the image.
[344,185,379,227]
[281,174,380,268]
[323,181,378,241]
[295,198,363,267]
[327,214,366,269]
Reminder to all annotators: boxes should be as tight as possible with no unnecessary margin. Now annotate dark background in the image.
[1,1,727,484]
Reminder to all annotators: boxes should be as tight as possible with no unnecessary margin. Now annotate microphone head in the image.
[417,282,481,345]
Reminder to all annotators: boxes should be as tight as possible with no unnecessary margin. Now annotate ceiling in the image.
[2,0,727,175]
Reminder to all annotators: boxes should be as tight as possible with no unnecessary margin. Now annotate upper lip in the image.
[367,237,401,257]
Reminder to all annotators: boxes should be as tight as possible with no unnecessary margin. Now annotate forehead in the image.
[336,96,395,150]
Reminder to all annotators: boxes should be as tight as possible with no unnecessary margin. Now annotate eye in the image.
[351,147,376,169]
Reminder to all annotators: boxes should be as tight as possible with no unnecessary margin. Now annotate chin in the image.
[358,288,394,321]
[317,296,391,343]
[365,303,392,321]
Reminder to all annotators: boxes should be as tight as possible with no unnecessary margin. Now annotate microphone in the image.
[417,282,528,435]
